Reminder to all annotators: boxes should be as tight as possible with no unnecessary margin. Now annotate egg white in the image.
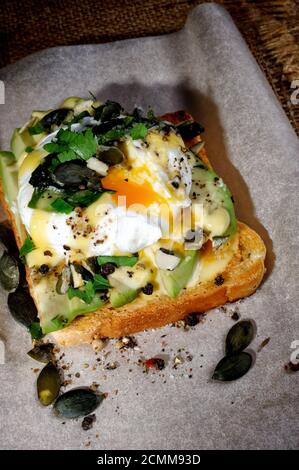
[17,129,193,261]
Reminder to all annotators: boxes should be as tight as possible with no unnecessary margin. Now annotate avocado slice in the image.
[10,127,43,161]
[191,164,237,238]
[0,151,17,206]
[160,250,198,298]
[110,288,138,308]
[42,293,105,334]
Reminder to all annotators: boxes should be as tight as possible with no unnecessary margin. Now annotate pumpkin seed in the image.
[96,100,123,122]
[98,147,124,165]
[0,251,19,292]
[7,286,38,327]
[225,320,254,355]
[37,362,61,406]
[0,223,18,254]
[212,352,252,381]
[54,388,103,419]
[40,108,69,131]
[28,343,54,363]
[53,162,101,191]
[56,266,72,294]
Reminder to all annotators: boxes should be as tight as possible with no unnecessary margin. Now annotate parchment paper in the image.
[0,4,298,450]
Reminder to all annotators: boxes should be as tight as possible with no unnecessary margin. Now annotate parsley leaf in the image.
[44,128,97,163]
[51,198,73,214]
[97,255,138,267]
[29,322,43,340]
[68,281,95,304]
[130,123,148,140]
[93,274,111,290]
[65,189,104,207]
[28,123,44,135]
[25,146,34,153]
[97,127,127,145]
[19,236,35,258]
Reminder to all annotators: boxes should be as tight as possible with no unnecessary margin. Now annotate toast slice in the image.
[0,110,266,346]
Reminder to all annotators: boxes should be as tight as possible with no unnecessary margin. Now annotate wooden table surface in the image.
[0,0,298,135]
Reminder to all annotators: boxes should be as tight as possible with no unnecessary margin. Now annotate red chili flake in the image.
[145,357,165,371]
[285,361,299,372]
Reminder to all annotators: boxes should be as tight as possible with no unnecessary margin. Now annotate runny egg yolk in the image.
[101,168,165,208]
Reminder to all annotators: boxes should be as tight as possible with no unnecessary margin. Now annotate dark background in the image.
[0,0,298,135]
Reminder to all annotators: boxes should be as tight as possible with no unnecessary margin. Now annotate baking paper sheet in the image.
[0,3,298,450]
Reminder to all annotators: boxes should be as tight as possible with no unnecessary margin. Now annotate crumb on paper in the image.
[258,337,271,352]
[82,414,96,431]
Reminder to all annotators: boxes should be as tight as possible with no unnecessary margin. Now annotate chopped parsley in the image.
[44,128,97,163]
[93,273,111,290]
[29,322,43,340]
[51,198,73,214]
[28,123,44,135]
[68,281,95,304]
[19,236,36,259]
[130,123,148,140]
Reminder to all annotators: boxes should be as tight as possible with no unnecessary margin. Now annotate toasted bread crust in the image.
[50,222,265,345]
[0,110,266,346]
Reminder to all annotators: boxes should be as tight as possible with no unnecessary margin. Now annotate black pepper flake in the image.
[142,283,154,295]
[39,264,49,275]
[185,312,205,327]
[82,414,96,431]
[214,275,224,286]
[127,271,134,278]
[171,180,179,189]
[43,250,52,257]
[231,311,240,321]
[160,247,175,256]
[63,245,70,251]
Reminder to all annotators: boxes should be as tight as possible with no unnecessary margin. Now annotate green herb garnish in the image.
[97,127,127,145]
[97,255,138,267]
[130,123,148,140]
[51,198,73,214]
[93,273,111,290]
[25,146,34,153]
[44,128,97,163]
[28,124,44,135]
[29,322,43,340]
[19,236,35,258]
[68,281,95,304]
[65,189,104,207]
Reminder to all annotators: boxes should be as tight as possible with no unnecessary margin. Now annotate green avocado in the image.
[110,288,138,308]
[42,293,105,334]
[160,250,197,298]
[191,164,237,238]
[10,126,44,161]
